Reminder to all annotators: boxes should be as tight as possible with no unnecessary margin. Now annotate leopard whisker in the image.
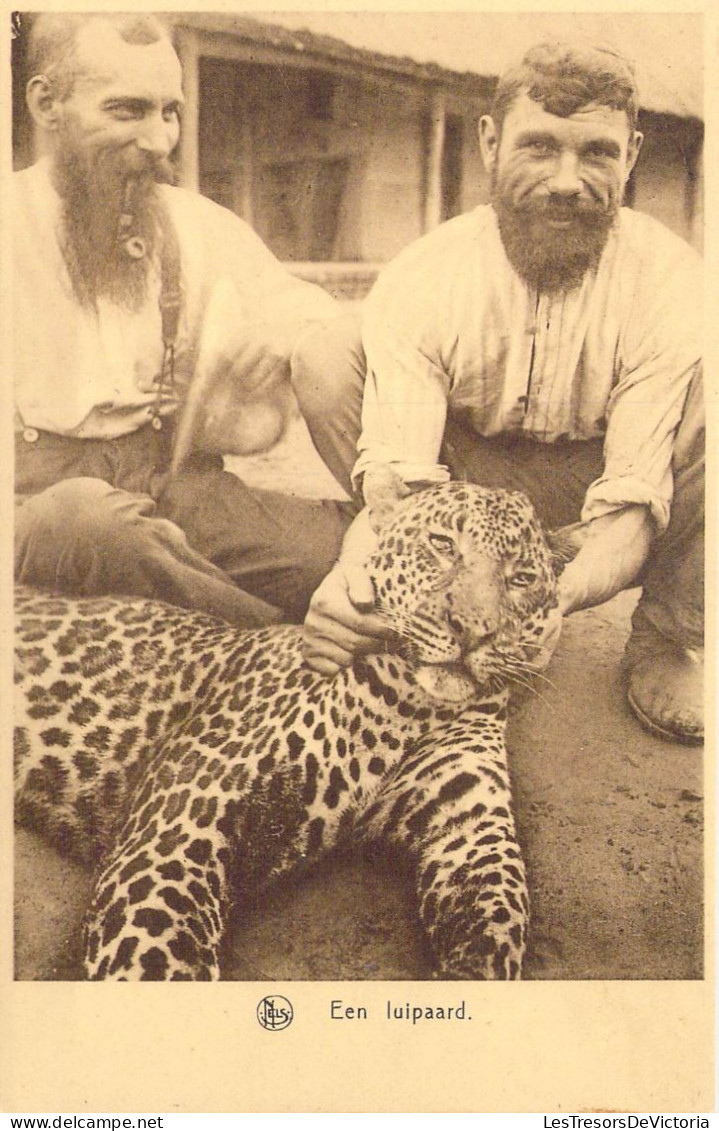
[504,671,555,711]
[372,605,422,641]
[500,654,559,688]
[374,605,461,664]
[523,669,560,693]
[501,660,561,694]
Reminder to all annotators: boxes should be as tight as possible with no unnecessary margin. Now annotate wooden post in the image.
[175,28,200,193]
[236,112,255,226]
[423,87,446,233]
[688,141,703,254]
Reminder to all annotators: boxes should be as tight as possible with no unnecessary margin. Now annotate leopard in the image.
[14,480,574,982]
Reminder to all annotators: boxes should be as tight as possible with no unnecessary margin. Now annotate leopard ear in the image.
[363,465,412,533]
[545,521,590,576]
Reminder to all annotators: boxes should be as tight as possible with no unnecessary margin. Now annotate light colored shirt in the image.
[13,160,336,439]
[357,205,702,531]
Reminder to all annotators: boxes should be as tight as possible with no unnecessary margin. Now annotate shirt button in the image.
[23,428,39,443]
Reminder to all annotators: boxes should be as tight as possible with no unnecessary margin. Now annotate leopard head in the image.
[364,474,574,702]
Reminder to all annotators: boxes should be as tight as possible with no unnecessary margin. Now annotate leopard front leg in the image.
[81,743,355,980]
[81,748,262,981]
[417,799,528,981]
[357,706,528,980]
[83,817,229,980]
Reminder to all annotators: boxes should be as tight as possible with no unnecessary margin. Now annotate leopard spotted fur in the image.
[15,482,567,981]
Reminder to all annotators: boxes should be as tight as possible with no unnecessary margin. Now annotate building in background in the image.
[12,11,704,300]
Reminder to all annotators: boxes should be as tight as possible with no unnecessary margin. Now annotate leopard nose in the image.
[446,610,495,648]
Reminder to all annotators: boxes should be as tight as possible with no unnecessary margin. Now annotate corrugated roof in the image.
[173,10,703,120]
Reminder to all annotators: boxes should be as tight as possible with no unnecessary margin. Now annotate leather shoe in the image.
[624,611,704,745]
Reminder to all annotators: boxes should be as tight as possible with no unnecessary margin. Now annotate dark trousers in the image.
[15,418,351,627]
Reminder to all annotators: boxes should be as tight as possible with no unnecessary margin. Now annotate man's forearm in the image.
[337,507,378,565]
[558,505,655,615]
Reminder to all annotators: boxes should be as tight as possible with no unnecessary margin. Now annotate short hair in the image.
[490,40,640,134]
[26,12,171,100]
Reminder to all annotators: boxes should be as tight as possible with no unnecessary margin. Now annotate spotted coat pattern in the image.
[15,483,563,981]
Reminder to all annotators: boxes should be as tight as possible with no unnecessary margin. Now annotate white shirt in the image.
[357,205,702,531]
[13,160,336,439]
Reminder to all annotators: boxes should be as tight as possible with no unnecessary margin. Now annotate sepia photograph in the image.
[5,4,712,1113]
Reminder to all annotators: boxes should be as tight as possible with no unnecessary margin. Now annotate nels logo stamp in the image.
[257,995,294,1031]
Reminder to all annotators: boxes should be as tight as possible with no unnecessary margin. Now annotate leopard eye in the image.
[509,569,538,588]
[428,532,457,556]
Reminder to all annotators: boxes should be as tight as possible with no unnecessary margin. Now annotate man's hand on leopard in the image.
[301,559,393,676]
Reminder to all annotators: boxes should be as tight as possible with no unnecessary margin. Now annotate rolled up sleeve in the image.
[582,246,702,533]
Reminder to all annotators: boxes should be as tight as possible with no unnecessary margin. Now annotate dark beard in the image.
[54,139,175,311]
[492,176,618,293]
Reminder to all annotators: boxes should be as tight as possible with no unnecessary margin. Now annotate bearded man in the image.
[14,12,352,626]
[296,41,705,745]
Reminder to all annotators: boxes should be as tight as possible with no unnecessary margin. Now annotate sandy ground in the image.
[14,415,704,981]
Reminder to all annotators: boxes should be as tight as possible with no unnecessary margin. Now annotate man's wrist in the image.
[556,570,583,616]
